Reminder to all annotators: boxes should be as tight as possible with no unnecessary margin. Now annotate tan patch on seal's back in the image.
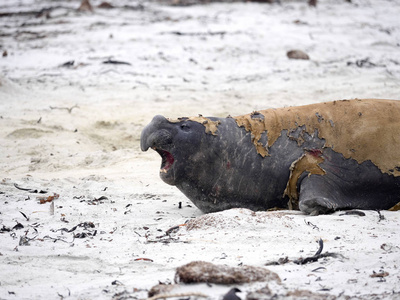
[235,99,400,176]
[388,202,400,211]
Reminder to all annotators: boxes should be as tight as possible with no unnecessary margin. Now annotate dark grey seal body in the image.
[140,99,400,215]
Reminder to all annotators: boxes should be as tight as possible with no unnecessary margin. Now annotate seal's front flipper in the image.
[298,175,341,215]
[300,197,335,215]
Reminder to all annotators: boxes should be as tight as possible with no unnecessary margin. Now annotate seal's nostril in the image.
[155,129,173,146]
[141,127,172,152]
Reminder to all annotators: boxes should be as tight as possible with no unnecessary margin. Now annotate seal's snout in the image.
[140,128,151,151]
[141,115,177,183]
[140,115,172,151]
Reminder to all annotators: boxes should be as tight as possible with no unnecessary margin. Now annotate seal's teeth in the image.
[160,169,167,173]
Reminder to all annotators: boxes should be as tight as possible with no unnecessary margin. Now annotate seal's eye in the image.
[180,123,190,131]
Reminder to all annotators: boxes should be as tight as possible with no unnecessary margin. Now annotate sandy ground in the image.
[1,0,400,299]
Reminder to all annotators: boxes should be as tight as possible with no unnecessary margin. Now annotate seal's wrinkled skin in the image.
[140,99,400,215]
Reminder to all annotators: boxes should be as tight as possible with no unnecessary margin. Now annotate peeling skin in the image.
[168,116,221,135]
[284,151,326,208]
[234,99,400,176]
[389,202,400,211]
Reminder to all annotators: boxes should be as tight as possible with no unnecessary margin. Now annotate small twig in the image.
[163,31,226,37]
[49,105,79,113]
[315,238,324,256]
[312,267,327,272]
[57,222,95,233]
[294,238,324,264]
[43,235,73,243]
[376,210,385,222]
[134,258,153,262]
[347,57,385,68]
[0,6,70,18]
[266,239,342,266]
[294,252,339,265]
[19,211,29,221]
[370,271,389,278]
[12,223,24,230]
[165,223,186,236]
[37,193,59,204]
[153,223,188,241]
[146,238,189,244]
[19,235,38,246]
[102,59,131,65]
[60,60,75,68]
[135,80,149,88]
[0,225,11,233]
[304,219,320,231]
[148,292,208,300]
[14,183,47,194]
[111,280,124,286]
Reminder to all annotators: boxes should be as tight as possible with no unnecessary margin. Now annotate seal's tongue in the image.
[155,148,174,172]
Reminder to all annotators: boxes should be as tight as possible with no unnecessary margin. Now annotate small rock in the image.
[308,0,317,7]
[78,0,93,12]
[98,2,114,9]
[287,50,310,60]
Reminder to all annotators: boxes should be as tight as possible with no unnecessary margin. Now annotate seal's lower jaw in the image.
[154,148,176,185]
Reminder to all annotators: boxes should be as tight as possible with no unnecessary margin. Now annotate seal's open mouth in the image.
[154,148,174,173]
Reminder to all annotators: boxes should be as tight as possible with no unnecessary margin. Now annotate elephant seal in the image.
[140,99,400,215]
